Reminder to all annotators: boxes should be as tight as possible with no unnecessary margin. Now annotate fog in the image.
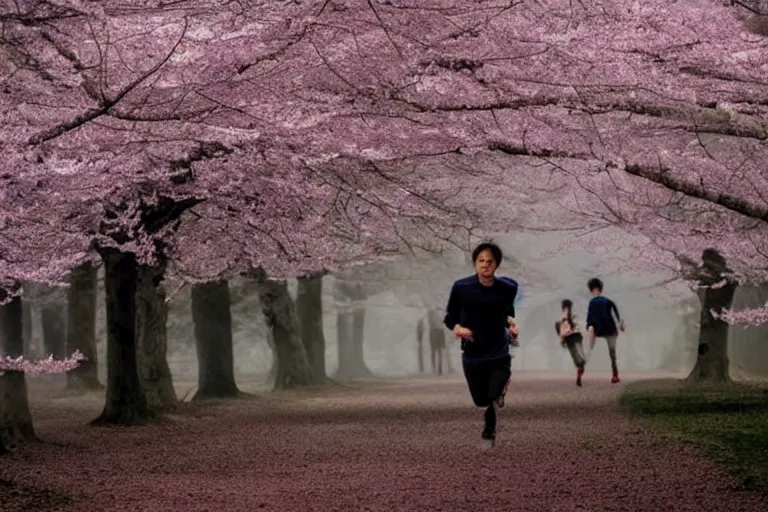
[350,229,696,377]
[149,229,702,381]
[18,228,767,387]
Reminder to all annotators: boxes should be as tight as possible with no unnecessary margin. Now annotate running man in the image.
[585,278,625,383]
[555,299,586,386]
[443,242,519,442]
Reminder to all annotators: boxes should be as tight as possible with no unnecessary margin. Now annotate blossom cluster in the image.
[0,350,87,376]
[712,302,768,327]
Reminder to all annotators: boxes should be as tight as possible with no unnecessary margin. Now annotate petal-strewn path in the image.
[2,373,767,511]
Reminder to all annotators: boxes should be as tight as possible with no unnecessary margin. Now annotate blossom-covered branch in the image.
[712,302,768,326]
[2,0,767,324]
[0,350,86,376]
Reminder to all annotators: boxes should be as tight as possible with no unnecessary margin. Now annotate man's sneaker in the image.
[496,378,511,408]
[576,367,584,387]
[481,428,496,441]
[611,374,620,384]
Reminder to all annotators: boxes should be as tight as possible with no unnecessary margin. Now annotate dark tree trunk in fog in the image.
[191,280,240,399]
[66,262,102,390]
[687,249,738,383]
[0,293,36,453]
[335,279,373,379]
[297,274,327,382]
[21,298,34,359]
[416,318,424,373]
[136,266,177,409]
[40,289,67,359]
[256,274,314,389]
[93,250,153,425]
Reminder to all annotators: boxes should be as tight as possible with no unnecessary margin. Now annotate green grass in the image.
[621,379,768,493]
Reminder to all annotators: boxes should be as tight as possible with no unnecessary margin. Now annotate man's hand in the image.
[453,325,473,341]
[619,320,626,332]
[507,317,519,339]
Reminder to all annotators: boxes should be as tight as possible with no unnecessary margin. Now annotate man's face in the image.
[474,249,498,279]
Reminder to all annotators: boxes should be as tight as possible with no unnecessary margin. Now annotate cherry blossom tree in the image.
[251,269,316,388]
[296,272,328,382]
[334,273,374,380]
[65,262,102,390]
[190,280,241,399]
[4,0,766,291]
[0,286,85,453]
[3,0,768,427]
[681,249,739,381]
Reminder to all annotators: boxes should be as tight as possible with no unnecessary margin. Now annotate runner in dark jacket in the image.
[444,242,519,442]
[585,278,625,383]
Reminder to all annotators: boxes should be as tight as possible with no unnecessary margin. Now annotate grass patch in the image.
[0,479,72,511]
[621,379,768,493]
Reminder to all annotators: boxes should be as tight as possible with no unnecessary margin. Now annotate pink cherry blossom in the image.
[0,0,766,325]
[0,350,86,376]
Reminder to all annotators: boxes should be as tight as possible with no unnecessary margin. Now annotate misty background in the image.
[19,230,767,386]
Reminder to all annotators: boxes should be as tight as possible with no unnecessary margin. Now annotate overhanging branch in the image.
[624,163,768,223]
[486,141,768,223]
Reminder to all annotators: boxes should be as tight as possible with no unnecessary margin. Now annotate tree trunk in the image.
[136,266,178,410]
[191,280,240,399]
[416,318,424,373]
[296,274,327,382]
[40,289,67,359]
[66,262,102,390]
[335,306,374,379]
[21,299,34,360]
[334,280,373,379]
[686,249,738,383]
[93,250,153,425]
[257,277,314,389]
[0,294,36,453]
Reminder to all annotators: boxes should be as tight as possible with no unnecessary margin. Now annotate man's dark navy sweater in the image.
[586,295,621,337]
[443,275,518,363]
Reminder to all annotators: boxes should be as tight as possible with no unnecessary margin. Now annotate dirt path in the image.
[2,372,767,511]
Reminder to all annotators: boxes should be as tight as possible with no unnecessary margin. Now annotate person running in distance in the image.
[443,242,519,442]
[585,278,625,383]
[555,299,586,387]
[428,308,451,375]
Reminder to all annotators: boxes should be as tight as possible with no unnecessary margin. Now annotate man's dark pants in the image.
[462,355,512,433]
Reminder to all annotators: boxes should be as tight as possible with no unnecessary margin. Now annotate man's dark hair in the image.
[560,299,574,325]
[587,278,603,292]
[471,242,503,265]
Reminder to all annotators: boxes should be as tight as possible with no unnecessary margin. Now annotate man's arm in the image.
[503,279,518,321]
[443,283,461,330]
[609,300,621,322]
[571,315,581,331]
[503,280,519,342]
